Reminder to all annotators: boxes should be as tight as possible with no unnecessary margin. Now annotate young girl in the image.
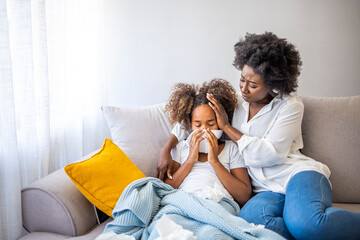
[164,79,251,206]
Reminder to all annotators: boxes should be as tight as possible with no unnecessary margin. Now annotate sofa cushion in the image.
[332,203,360,213]
[102,103,173,177]
[300,96,360,203]
[65,138,145,217]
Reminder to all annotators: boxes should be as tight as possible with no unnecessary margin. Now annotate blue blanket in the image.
[104,177,284,240]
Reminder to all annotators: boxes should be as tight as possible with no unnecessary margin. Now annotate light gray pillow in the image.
[102,103,172,177]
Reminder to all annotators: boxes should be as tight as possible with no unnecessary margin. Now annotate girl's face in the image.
[240,64,272,104]
[191,104,219,131]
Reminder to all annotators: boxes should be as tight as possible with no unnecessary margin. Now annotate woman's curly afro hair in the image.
[233,32,302,96]
[165,78,238,130]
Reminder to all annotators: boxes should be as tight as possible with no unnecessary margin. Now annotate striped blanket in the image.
[104,177,284,240]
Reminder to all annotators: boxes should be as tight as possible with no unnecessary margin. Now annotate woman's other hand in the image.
[207,93,230,130]
[157,134,178,181]
[157,148,173,181]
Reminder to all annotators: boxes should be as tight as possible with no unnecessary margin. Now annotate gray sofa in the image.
[19,96,360,239]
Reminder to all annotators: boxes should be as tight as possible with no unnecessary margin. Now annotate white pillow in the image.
[101,103,172,177]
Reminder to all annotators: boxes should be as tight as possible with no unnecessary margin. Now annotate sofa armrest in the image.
[21,167,98,237]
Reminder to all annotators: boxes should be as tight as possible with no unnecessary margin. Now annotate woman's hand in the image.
[157,147,173,181]
[207,93,230,130]
[204,129,220,165]
[157,134,178,181]
[187,129,204,163]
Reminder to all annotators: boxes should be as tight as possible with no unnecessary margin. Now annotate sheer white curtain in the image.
[0,0,107,239]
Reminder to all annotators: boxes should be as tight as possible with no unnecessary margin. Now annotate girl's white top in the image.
[172,140,246,202]
[171,95,330,194]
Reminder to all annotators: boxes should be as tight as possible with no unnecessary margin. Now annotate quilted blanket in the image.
[104,177,284,240]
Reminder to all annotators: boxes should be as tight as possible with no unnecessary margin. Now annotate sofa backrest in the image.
[102,96,360,204]
[300,96,360,203]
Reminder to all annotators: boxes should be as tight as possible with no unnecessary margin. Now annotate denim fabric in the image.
[239,171,360,240]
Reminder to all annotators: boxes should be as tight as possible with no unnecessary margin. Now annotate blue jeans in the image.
[239,171,360,240]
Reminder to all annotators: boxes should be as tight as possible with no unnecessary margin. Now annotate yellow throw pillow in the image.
[65,138,145,217]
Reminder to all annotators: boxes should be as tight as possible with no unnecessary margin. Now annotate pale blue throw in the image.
[104,177,284,240]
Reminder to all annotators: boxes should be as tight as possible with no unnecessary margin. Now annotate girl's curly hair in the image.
[165,78,238,130]
[233,32,302,96]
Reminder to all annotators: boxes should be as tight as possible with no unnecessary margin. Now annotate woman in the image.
[157,32,360,240]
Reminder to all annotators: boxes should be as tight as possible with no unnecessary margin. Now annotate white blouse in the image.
[171,95,331,194]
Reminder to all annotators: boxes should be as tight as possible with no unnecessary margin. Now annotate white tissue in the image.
[196,181,231,202]
[155,214,197,240]
[186,129,223,153]
[250,223,265,229]
[95,231,135,240]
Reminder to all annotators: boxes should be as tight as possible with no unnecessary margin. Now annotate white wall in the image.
[100,0,360,108]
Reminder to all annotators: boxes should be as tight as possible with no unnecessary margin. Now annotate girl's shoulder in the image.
[176,140,188,150]
[223,140,239,153]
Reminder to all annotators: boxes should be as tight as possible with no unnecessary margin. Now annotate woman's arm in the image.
[208,93,305,168]
[238,101,304,167]
[206,93,243,143]
[221,124,244,143]
[157,134,178,180]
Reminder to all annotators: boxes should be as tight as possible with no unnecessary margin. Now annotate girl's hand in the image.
[188,129,204,163]
[207,93,230,130]
[204,129,220,165]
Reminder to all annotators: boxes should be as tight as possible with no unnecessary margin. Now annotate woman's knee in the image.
[284,209,323,240]
[239,192,294,239]
[285,207,360,240]
[239,192,285,224]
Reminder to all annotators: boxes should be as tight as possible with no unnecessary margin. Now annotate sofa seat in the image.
[19,219,111,240]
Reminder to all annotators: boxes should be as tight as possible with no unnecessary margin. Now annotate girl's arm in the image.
[212,163,252,206]
[165,129,203,188]
[164,159,195,189]
[204,129,251,205]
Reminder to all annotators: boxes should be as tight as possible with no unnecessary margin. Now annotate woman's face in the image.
[191,104,219,131]
[240,65,272,104]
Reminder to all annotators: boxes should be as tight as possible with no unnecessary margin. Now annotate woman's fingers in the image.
[206,93,229,129]
[166,168,173,180]
[208,94,225,114]
[207,94,220,112]
[207,93,218,104]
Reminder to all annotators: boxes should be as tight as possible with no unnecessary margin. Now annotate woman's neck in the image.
[249,94,273,109]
